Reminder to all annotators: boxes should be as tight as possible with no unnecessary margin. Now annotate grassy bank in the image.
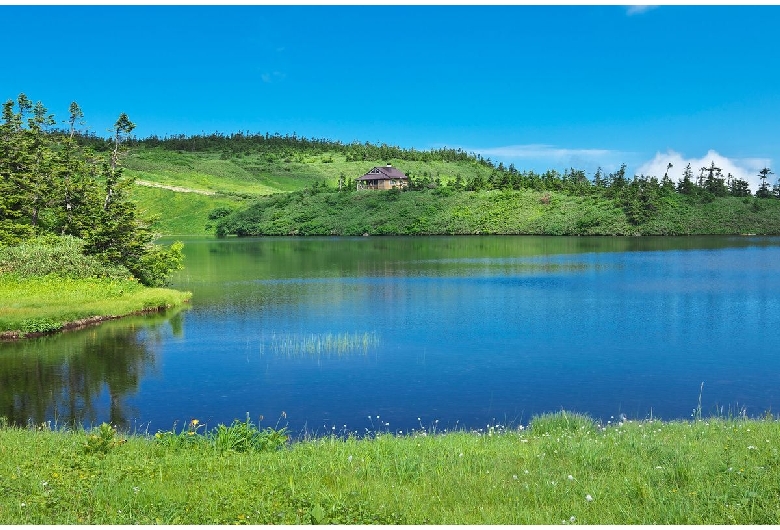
[0,236,190,338]
[1,412,778,524]
[215,188,780,237]
[0,275,190,338]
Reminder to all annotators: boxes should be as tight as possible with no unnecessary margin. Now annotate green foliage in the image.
[3,415,780,523]
[214,187,780,237]
[0,235,131,280]
[19,317,60,334]
[529,411,597,434]
[0,93,183,286]
[83,422,124,455]
[213,415,289,454]
[153,419,209,449]
[207,206,233,220]
[0,274,190,334]
[152,416,289,454]
[26,119,772,239]
[134,240,184,287]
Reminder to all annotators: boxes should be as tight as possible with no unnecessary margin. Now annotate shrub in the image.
[84,422,125,455]
[207,206,234,220]
[0,235,131,280]
[20,317,61,335]
[212,415,289,453]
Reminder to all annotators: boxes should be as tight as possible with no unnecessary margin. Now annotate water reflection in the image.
[0,309,183,429]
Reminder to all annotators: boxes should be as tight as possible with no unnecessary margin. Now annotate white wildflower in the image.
[585,494,594,502]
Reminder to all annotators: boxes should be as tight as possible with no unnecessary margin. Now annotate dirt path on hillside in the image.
[135,179,217,196]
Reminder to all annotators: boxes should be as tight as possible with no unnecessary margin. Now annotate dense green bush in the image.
[214,188,780,237]
[0,235,131,280]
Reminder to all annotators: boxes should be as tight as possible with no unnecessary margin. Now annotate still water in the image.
[3,236,780,435]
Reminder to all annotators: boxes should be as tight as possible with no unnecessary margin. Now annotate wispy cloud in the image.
[635,149,772,192]
[466,144,627,174]
[476,144,614,159]
[261,71,286,83]
[626,5,658,16]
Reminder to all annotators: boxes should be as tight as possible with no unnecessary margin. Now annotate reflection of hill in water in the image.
[263,331,379,359]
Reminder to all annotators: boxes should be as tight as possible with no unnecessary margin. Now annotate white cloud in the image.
[626,5,658,16]
[635,149,773,193]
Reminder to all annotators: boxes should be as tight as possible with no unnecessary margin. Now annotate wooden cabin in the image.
[356,164,409,190]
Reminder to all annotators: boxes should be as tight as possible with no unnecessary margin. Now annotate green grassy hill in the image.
[123,139,780,237]
[124,144,499,236]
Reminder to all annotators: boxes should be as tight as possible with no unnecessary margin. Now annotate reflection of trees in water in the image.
[0,309,183,429]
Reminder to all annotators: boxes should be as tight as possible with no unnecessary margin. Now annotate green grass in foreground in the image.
[1,412,778,524]
[0,274,190,336]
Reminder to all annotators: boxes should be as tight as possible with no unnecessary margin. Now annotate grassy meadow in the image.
[1,412,779,524]
[123,146,505,236]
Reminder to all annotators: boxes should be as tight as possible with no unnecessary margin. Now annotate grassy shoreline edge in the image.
[0,296,191,341]
[0,236,191,340]
[0,275,191,340]
[1,411,778,524]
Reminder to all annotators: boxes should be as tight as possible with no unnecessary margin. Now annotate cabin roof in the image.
[356,165,409,180]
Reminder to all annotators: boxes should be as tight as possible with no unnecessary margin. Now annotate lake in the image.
[3,235,780,436]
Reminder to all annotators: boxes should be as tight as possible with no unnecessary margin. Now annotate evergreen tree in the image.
[756,167,773,198]
[677,163,696,195]
[727,173,751,197]
[0,95,183,286]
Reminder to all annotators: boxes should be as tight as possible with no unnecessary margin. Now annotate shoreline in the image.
[0,301,190,341]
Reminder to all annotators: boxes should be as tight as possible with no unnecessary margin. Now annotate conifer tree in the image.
[0,95,183,286]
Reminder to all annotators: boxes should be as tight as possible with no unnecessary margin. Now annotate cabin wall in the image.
[356,179,410,190]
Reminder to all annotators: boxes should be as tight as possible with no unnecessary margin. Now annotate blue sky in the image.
[2,5,779,190]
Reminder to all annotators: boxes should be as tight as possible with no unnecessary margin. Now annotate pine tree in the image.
[0,95,183,286]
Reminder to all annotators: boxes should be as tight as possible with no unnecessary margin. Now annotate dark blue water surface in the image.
[3,236,780,436]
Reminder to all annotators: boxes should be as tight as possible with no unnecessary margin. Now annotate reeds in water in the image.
[266,331,379,358]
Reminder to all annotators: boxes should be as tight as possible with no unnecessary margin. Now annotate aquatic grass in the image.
[2,412,780,524]
[264,331,379,358]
